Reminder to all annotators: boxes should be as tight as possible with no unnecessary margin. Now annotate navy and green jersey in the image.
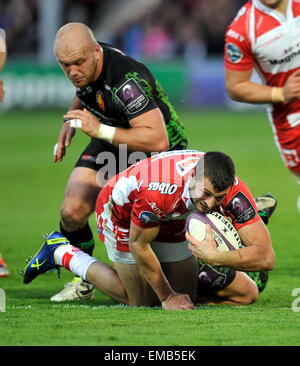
[76,42,187,149]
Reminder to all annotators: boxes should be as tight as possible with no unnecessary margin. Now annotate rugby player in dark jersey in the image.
[51,22,187,301]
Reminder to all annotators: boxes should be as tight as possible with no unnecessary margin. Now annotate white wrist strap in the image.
[66,119,82,128]
[98,124,116,143]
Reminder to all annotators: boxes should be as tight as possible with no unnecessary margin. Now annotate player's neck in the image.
[273,0,288,15]
[269,0,289,15]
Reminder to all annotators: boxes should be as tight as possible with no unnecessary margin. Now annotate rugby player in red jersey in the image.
[23,151,275,309]
[225,0,300,211]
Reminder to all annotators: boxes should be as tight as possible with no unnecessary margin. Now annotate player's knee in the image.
[60,199,92,225]
[238,283,259,305]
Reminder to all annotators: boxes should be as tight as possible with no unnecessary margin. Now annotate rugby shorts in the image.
[102,225,192,264]
[274,124,300,173]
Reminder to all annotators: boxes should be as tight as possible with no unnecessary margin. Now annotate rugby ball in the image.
[186,211,242,251]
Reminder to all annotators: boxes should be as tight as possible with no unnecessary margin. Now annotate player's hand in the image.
[282,69,300,102]
[53,122,76,162]
[186,224,218,264]
[64,108,101,139]
[162,293,195,310]
[0,80,4,102]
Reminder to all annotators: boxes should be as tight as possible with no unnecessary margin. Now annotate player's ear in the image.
[94,43,102,60]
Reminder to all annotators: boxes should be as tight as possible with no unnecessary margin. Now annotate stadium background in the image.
[1,0,300,347]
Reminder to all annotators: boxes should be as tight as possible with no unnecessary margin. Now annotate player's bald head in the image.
[54,23,103,88]
[54,22,97,57]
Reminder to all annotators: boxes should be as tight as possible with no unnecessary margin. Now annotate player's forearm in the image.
[113,127,169,152]
[211,244,274,272]
[226,80,282,104]
[130,243,175,302]
[68,95,84,111]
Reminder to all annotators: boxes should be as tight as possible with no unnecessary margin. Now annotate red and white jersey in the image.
[225,0,300,141]
[95,150,260,252]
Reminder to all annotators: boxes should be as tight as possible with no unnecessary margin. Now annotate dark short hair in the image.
[195,151,236,192]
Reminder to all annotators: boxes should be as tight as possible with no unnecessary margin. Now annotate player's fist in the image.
[162,293,195,310]
[282,69,300,102]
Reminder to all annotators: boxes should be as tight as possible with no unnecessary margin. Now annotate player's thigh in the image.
[215,271,259,302]
[112,262,158,306]
[151,240,198,301]
[63,167,100,208]
[161,256,199,301]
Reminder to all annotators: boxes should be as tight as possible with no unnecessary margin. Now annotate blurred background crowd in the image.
[0,0,245,62]
[0,0,250,109]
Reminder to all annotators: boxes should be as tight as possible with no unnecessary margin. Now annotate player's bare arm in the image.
[64,107,170,152]
[115,108,169,152]
[226,68,300,104]
[54,96,84,162]
[187,220,274,272]
[226,69,276,104]
[129,222,195,310]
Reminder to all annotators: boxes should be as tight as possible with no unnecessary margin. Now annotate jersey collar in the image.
[253,0,293,23]
[182,177,195,210]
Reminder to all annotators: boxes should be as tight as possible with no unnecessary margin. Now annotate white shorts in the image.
[104,236,192,264]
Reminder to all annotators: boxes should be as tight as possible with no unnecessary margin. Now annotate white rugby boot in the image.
[50,277,95,302]
[254,193,277,224]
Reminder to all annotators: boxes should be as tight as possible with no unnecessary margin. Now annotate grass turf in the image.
[0,108,300,347]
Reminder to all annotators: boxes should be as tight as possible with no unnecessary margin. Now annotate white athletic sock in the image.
[54,244,98,280]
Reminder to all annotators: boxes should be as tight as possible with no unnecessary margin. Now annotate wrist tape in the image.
[271,87,285,103]
[98,124,116,143]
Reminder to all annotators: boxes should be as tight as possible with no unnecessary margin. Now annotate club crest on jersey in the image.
[148,182,178,195]
[96,91,105,110]
[115,79,149,114]
[226,43,243,63]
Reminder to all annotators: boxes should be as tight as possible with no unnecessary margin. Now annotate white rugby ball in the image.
[186,211,242,251]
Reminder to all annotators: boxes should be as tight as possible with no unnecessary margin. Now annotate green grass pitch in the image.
[0,108,300,346]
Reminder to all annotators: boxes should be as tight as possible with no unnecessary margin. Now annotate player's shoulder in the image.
[101,41,148,74]
[226,1,252,38]
[228,176,249,193]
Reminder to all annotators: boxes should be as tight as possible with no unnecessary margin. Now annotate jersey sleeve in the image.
[131,189,166,229]
[111,57,159,120]
[224,6,255,72]
[222,177,261,231]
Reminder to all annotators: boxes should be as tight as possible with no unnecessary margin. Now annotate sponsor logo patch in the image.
[148,182,178,195]
[176,157,200,176]
[226,191,256,223]
[139,211,160,224]
[81,154,97,162]
[226,43,243,63]
[115,78,149,114]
